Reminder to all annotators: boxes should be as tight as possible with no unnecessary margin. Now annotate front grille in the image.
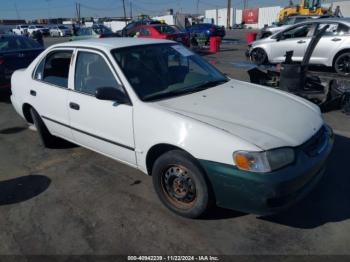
[302,126,327,157]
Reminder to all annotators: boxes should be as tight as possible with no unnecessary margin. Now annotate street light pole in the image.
[122,0,127,25]
[227,0,231,29]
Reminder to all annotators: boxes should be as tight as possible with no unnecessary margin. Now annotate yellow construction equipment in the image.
[279,0,330,22]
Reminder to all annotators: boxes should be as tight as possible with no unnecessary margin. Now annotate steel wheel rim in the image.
[161,165,197,209]
[336,54,350,75]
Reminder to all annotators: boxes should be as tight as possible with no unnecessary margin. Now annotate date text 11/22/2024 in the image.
[127,256,220,261]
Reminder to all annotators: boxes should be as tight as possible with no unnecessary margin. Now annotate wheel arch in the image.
[145,143,199,176]
[332,48,350,68]
[251,46,269,64]
[22,103,34,124]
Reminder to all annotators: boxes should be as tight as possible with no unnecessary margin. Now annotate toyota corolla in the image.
[11,38,334,218]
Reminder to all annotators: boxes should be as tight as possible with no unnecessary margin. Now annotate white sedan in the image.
[49,25,72,37]
[11,38,334,218]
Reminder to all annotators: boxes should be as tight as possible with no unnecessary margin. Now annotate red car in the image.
[129,24,190,47]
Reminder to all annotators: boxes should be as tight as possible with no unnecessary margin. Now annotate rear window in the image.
[0,36,41,51]
[154,25,178,34]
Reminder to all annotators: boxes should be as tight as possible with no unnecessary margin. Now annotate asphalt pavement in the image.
[0,30,349,256]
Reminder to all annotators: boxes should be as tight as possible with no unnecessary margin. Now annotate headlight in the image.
[233,148,295,173]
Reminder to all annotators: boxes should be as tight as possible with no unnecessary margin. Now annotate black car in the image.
[185,23,226,38]
[0,35,44,90]
[117,19,162,37]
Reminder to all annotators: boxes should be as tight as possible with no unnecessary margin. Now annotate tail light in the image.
[0,58,5,65]
[99,34,105,38]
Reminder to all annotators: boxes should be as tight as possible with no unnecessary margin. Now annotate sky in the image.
[0,0,336,20]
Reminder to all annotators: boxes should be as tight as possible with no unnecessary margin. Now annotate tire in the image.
[334,52,350,76]
[152,150,212,218]
[30,108,58,148]
[251,48,268,65]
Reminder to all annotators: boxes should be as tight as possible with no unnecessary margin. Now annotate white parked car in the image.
[12,25,29,35]
[49,25,72,37]
[27,25,50,36]
[249,18,350,75]
[11,38,334,218]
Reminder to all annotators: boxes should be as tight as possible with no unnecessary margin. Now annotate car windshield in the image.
[154,25,178,34]
[112,44,228,102]
[37,26,44,28]
[0,36,41,51]
[21,25,28,28]
[58,26,67,29]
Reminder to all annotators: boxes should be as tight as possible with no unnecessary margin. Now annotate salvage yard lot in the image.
[0,30,350,255]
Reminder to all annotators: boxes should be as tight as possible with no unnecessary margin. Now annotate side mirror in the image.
[95,87,130,105]
[276,34,282,41]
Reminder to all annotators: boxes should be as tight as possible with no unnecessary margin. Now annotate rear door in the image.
[311,22,349,66]
[269,23,315,63]
[30,49,74,140]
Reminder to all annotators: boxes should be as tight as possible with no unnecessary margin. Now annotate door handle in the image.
[297,40,306,44]
[69,102,80,110]
[30,90,36,96]
[332,38,342,42]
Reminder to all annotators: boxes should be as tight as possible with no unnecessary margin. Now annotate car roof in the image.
[282,17,350,28]
[289,15,320,18]
[50,37,175,51]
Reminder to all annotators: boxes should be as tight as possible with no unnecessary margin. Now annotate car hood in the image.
[155,79,323,150]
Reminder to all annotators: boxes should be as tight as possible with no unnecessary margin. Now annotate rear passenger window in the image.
[34,50,72,88]
[74,51,120,95]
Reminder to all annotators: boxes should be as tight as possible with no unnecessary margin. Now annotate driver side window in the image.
[74,51,121,96]
[281,24,314,39]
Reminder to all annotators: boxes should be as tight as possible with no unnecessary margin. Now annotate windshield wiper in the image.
[192,79,228,91]
[143,89,190,102]
[143,79,228,102]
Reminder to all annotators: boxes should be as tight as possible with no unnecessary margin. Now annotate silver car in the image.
[249,18,350,75]
[49,25,72,37]
[259,15,321,39]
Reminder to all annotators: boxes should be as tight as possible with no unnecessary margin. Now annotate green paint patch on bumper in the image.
[199,126,334,215]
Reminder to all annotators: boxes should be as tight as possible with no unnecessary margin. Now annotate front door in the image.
[269,23,315,63]
[68,49,136,166]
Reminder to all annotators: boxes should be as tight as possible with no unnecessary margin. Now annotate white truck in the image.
[12,25,29,35]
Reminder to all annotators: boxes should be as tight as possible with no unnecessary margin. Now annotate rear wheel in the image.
[251,48,268,65]
[30,108,59,148]
[152,150,212,218]
[334,52,350,76]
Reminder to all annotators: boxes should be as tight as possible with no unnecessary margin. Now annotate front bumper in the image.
[199,125,334,215]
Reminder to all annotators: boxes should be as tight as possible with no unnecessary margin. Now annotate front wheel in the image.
[334,52,350,76]
[152,150,212,218]
[251,48,268,65]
